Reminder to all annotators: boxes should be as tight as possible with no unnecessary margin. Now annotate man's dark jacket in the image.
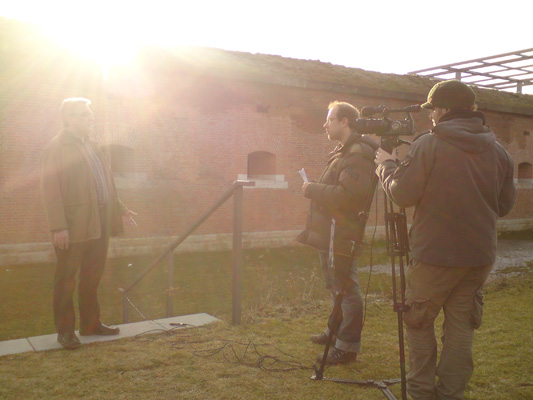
[297,132,378,257]
[376,111,516,267]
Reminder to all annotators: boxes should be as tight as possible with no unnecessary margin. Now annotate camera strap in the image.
[328,218,335,269]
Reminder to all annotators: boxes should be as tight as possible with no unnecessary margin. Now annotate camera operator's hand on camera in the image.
[374,148,398,166]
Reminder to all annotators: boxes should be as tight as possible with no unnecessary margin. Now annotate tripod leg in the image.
[380,385,399,400]
[397,309,407,399]
[322,377,401,400]
[384,194,410,400]
[313,290,344,380]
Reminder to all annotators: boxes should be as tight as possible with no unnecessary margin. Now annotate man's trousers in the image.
[404,260,492,400]
[320,252,363,353]
[53,209,110,334]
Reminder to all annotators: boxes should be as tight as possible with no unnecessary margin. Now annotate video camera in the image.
[355,104,421,153]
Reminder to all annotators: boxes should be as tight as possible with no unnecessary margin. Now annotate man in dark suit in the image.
[40,98,137,349]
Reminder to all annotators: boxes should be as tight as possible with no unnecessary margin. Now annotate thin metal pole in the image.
[121,182,240,295]
[232,184,244,325]
[120,289,129,324]
[118,180,253,324]
[166,251,174,318]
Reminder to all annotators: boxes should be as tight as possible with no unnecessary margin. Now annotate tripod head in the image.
[381,137,412,154]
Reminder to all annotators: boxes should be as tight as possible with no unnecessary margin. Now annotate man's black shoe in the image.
[316,347,357,365]
[310,332,336,346]
[57,331,81,350]
[80,323,120,336]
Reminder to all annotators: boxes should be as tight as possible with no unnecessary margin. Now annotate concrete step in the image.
[0,313,220,357]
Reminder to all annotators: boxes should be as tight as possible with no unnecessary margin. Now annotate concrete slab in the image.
[26,333,64,352]
[3,313,221,356]
[153,313,221,330]
[0,338,34,356]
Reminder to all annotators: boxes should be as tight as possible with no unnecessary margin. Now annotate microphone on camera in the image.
[390,105,422,113]
[360,105,386,117]
[361,104,421,117]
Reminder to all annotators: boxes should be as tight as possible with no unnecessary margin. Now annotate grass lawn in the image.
[0,245,531,399]
[0,244,391,341]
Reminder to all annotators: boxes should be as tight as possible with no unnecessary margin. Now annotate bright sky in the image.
[3,0,532,92]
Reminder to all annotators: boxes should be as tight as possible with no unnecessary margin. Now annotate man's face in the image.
[323,107,343,141]
[429,107,448,126]
[66,104,94,136]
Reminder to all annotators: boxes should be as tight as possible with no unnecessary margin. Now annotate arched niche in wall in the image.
[517,161,533,188]
[238,151,288,189]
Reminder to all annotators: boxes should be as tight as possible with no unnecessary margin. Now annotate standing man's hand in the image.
[122,209,138,227]
[53,229,70,250]
[302,182,310,195]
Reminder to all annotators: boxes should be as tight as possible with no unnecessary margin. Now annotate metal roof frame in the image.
[410,48,533,94]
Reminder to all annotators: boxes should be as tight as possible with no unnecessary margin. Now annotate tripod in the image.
[311,145,411,400]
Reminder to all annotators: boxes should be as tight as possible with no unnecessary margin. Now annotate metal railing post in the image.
[232,183,244,325]
[166,251,174,318]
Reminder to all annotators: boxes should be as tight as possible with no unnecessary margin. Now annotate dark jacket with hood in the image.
[376,110,516,267]
[297,132,378,257]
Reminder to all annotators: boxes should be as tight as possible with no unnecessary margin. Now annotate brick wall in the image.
[1,43,532,264]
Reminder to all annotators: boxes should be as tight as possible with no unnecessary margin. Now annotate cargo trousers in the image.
[404,259,492,400]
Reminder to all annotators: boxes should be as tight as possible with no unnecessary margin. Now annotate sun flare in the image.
[42,20,146,68]
[1,2,173,69]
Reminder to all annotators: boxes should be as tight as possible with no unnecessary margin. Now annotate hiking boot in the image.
[316,347,357,365]
[57,331,81,350]
[310,332,336,346]
[80,323,120,336]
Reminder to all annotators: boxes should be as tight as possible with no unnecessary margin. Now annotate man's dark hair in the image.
[328,101,360,130]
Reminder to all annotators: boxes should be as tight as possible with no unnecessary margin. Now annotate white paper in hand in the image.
[298,168,309,183]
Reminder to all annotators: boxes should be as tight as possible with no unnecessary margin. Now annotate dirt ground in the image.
[361,239,533,278]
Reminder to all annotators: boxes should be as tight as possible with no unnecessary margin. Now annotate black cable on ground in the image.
[192,339,315,372]
[130,321,315,373]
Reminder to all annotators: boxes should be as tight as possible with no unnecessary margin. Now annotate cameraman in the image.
[297,101,377,365]
[375,80,516,399]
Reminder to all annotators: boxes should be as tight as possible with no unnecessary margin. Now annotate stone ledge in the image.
[0,230,302,266]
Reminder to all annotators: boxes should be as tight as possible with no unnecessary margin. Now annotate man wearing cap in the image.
[374,80,515,399]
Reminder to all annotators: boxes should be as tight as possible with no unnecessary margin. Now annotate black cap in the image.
[421,80,476,110]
